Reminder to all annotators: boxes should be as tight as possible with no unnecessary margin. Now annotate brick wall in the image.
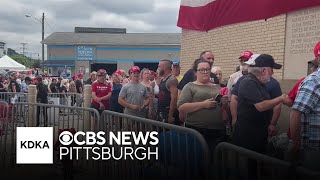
[180,14,286,80]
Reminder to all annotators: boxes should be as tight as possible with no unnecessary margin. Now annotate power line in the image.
[44,18,55,34]
[45,16,65,32]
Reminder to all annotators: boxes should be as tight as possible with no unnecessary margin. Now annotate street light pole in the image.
[25,13,45,64]
[42,12,44,64]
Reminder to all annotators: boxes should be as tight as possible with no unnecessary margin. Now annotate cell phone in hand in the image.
[214,94,223,103]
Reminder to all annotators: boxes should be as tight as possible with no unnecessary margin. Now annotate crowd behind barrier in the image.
[0,100,319,179]
[1,44,320,179]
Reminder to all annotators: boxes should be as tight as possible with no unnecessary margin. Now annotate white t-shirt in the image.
[227,71,243,97]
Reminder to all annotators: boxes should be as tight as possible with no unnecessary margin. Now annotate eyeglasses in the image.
[197,68,211,73]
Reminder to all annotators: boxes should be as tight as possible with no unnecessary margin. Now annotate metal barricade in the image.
[214,142,320,180]
[98,110,211,180]
[0,92,28,104]
[48,93,83,107]
[0,102,100,175]
[0,101,10,168]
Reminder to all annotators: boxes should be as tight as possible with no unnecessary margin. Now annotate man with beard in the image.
[157,59,179,124]
[230,55,283,137]
[118,66,149,118]
[233,54,287,153]
[227,51,253,97]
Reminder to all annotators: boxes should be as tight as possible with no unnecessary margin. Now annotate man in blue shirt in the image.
[21,76,32,93]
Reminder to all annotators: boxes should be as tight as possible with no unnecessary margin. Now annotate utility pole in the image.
[20,42,28,56]
[42,12,45,63]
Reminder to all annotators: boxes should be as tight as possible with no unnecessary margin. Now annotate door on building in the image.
[134,63,159,72]
[91,63,117,75]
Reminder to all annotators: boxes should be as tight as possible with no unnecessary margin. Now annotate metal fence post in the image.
[28,85,37,126]
[83,85,92,131]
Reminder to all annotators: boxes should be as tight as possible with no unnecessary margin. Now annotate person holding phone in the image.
[177,59,229,152]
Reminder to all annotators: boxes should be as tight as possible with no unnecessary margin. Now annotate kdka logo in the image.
[16,127,53,164]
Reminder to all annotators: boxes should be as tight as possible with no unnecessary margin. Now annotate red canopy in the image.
[177,0,320,31]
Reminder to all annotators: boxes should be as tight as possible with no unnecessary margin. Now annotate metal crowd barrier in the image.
[48,93,83,107]
[0,102,100,174]
[98,110,211,180]
[214,142,320,180]
[0,92,28,104]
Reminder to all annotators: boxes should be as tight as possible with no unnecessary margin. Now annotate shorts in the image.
[90,104,109,115]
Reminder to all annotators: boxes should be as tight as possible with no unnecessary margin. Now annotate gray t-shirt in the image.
[119,82,148,117]
[177,82,224,130]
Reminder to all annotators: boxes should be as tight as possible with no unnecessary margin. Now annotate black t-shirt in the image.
[76,80,83,93]
[177,69,219,90]
[36,83,48,103]
[233,73,272,153]
[50,83,58,93]
[86,78,92,85]
[58,85,67,93]
[232,76,282,99]
[8,80,21,92]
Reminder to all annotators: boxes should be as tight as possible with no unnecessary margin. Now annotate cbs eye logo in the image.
[59,131,73,145]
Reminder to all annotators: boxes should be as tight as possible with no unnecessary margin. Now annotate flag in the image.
[177,0,320,31]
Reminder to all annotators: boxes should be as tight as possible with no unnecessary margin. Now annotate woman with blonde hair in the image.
[211,66,227,87]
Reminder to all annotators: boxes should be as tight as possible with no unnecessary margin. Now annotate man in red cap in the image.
[118,66,149,120]
[227,51,253,97]
[289,41,320,171]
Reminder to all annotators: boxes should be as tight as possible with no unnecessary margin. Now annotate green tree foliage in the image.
[10,55,34,69]
[33,59,41,68]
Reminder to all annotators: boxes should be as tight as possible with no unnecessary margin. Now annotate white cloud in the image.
[0,0,181,59]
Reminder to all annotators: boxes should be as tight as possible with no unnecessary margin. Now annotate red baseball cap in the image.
[97,69,107,76]
[239,51,253,61]
[115,70,122,76]
[314,41,320,57]
[150,70,156,76]
[78,73,84,77]
[72,75,77,80]
[130,66,140,74]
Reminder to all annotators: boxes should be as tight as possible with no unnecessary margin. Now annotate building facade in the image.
[42,29,180,80]
[180,6,320,80]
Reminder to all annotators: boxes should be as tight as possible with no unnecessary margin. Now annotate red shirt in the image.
[91,81,112,107]
[286,77,305,139]
[287,77,306,101]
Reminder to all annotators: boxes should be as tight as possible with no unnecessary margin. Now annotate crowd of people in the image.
[88,42,320,172]
[1,41,319,172]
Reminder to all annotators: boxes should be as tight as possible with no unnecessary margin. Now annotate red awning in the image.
[177,0,320,31]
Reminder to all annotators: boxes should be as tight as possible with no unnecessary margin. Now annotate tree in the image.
[10,55,33,68]
[33,60,41,68]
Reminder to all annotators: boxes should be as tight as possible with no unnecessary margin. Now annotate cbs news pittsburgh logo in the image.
[16,127,159,164]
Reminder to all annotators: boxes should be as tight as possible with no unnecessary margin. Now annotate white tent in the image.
[0,55,26,70]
